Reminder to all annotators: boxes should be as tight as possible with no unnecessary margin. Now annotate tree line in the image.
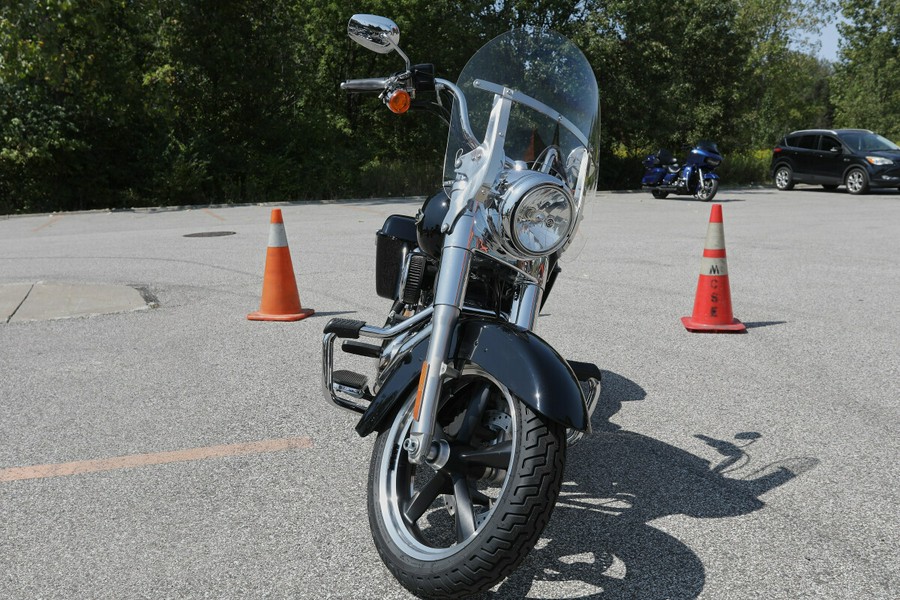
[1,0,897,214]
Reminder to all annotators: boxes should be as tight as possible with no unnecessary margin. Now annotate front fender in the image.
[703,172,720,180]
[355,317,588,437]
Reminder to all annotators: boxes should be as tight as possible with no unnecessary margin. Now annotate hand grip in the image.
[341,78,389,93]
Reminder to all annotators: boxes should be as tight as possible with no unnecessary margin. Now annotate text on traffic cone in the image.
[681,204,745,333]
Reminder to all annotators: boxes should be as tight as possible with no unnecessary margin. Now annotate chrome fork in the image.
[403,86,513,465]
[403,211,475,463]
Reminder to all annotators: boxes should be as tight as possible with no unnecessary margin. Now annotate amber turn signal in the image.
[387,89,411,114]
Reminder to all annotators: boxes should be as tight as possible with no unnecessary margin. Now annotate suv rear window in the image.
[784,134,819,149]
[795,135,819,149]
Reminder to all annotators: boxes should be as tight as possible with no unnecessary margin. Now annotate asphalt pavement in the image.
[1,186,898,599]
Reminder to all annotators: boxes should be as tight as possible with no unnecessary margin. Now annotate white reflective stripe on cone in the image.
[704,223,726,249]
[268,222,288,248]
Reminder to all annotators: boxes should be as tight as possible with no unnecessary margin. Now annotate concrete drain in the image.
[183,231,236,238]
[1,282,154,323]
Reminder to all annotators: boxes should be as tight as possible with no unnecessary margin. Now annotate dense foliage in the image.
[831,0,900,140]
[0,0,890,213]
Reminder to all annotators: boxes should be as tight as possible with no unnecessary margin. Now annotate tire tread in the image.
[372,403,566,599]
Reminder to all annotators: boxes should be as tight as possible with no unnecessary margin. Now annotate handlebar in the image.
[339,75,478,151]
[341,77,390,92]
[435,78,478,151]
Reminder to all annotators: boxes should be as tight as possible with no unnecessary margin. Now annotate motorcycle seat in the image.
[657,149,677,166]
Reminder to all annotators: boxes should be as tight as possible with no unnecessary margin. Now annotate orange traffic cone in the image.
[247,208,314,322]
[681,204,745,333]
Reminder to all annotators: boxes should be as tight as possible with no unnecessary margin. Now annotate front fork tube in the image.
[404,213,475,464]
[511,276,545,330]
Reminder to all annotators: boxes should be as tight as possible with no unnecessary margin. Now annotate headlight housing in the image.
[495,171,576,258]
[866,156,894,166]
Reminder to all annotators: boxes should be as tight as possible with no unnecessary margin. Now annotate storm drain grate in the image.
[183,231,236,238]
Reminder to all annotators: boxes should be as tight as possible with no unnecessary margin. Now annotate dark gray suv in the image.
[771,129,900,194]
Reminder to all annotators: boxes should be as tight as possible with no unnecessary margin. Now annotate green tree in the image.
[571,0,748,164]
[735,1,836,148]
[830,0,900,139]
[0,1,165,213]
[3,0,882,212]
[143,0,314,204]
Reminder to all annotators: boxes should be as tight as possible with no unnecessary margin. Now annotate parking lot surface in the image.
[1,187,898,599]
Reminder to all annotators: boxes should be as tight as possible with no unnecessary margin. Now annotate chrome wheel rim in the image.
[776,168,790,189]
[376,367,517,561]
[846,171,864,193]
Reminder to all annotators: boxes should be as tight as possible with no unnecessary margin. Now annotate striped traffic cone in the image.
[247,208,314,322]
[681,204,745,333]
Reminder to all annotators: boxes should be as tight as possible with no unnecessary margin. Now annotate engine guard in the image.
[355,316,590,437]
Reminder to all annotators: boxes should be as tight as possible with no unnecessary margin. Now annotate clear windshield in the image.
[839,132,900,152]
[697,140,720,154]
[444,29,600,192]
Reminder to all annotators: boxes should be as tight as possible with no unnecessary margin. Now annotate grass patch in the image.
[717,149,771,186]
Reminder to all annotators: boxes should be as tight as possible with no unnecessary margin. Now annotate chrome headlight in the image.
[497,171,576,258]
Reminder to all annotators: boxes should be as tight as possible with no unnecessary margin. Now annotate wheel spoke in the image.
[455,383,491,444]
[452,474,477,542]
[470,488,492,506]
[404,471,451,525]
[457,440,512,469]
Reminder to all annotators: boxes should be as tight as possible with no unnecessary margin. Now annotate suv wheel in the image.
[845,168,869,195]
[774,165,794,190]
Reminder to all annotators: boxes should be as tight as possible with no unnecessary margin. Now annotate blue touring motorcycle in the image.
[641,141,723,201]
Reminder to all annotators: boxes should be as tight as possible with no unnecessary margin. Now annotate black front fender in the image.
[355,316,588,437]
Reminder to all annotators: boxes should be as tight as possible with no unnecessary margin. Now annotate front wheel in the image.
[696,178,719,202]
[845,168,869,195]
[368,366,566,598]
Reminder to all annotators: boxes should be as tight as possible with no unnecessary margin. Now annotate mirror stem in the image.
[388,39,411,71]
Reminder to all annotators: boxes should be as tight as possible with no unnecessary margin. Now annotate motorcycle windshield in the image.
[443,29,600,193]
[697,140,720,154]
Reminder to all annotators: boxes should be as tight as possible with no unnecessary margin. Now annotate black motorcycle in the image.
[322,14,602,598]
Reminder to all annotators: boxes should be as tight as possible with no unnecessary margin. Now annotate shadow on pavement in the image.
[742,320,787,329]
[485,370,819,599]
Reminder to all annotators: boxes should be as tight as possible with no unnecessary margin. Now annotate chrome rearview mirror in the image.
[348,14,400,55]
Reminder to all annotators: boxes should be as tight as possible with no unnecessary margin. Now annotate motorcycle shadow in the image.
[483,370,819,599]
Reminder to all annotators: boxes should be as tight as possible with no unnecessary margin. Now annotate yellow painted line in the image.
[0,436,314,483]
[203,208,226,221]
[31,215,62,232]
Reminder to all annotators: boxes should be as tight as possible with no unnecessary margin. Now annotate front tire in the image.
[774,165,794,190]
[696,178,719,202]
[845,168,869,195]
[368,366,566,598]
